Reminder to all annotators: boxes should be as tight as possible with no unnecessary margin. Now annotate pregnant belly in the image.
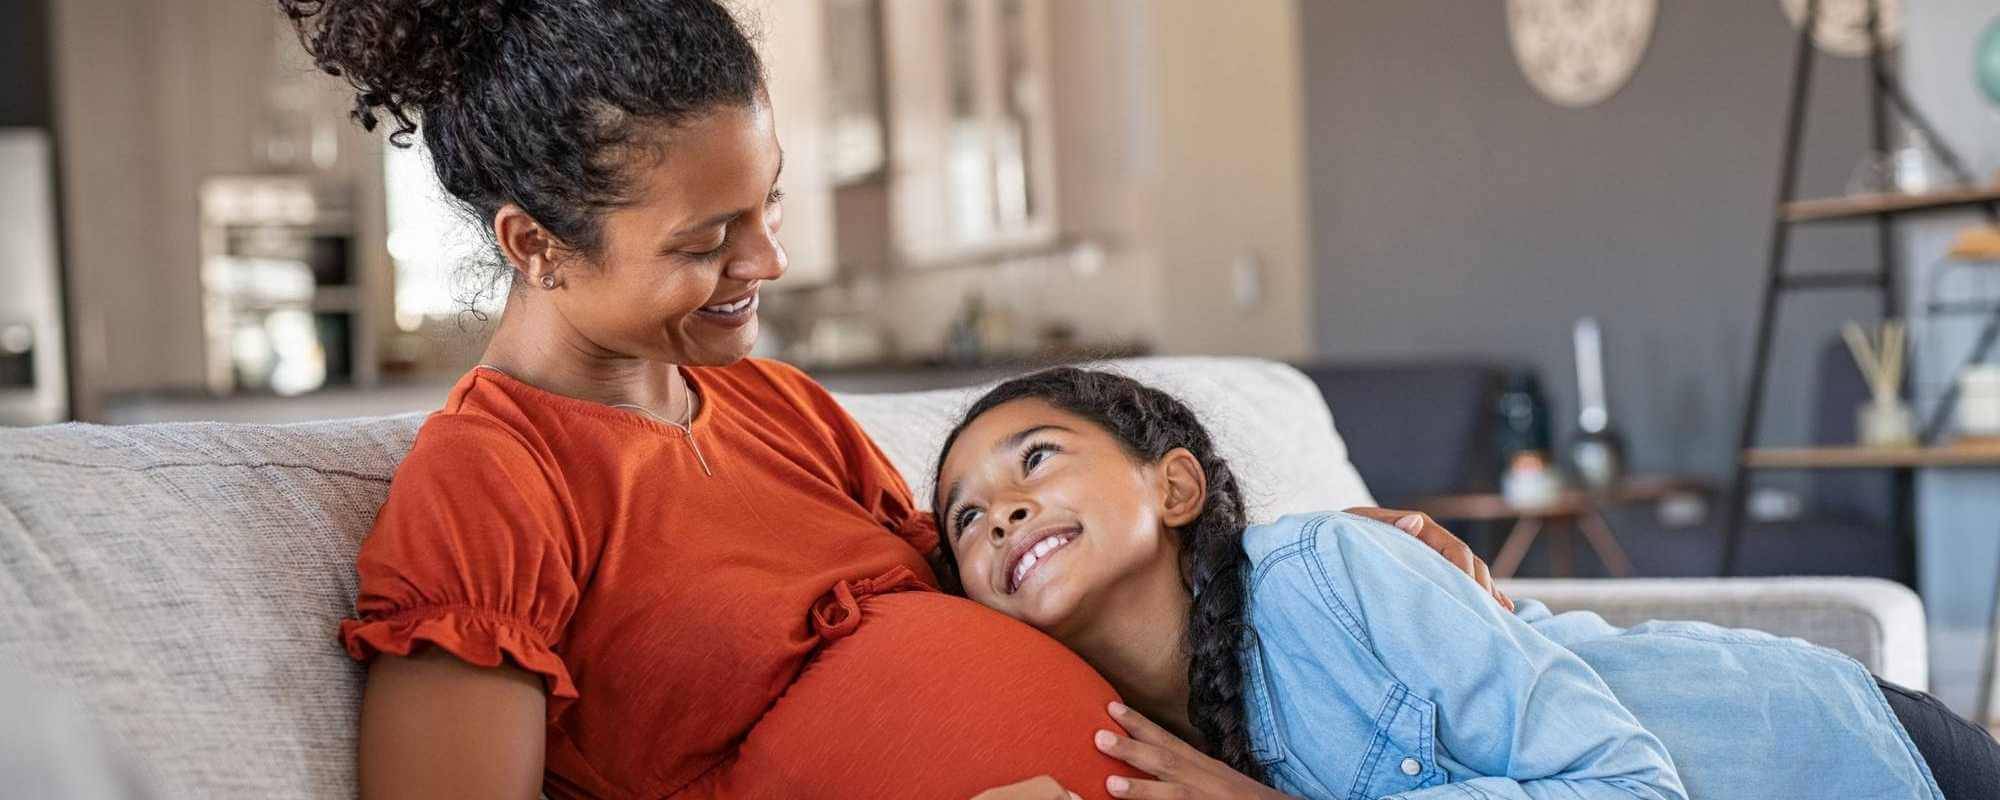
[695,591,1140,799]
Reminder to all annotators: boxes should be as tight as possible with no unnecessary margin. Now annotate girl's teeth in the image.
[1011,533,1073,592]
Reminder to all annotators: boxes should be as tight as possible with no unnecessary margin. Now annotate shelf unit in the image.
[198,175,377,396]
[1781,186,2000,223]
[1719,0,2000,582]
[1743,441,2000,469]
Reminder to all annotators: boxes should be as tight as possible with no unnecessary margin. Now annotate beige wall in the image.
[805,0,1313,362]
[1142,0,1314,359]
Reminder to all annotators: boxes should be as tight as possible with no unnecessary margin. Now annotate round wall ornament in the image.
[1506,0,1659,108]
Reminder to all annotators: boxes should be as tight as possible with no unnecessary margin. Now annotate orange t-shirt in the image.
[342,359,1135,798]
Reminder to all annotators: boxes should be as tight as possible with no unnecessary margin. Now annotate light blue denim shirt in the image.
[1238,511,1942,800]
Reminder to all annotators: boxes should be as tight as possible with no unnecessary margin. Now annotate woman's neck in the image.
[478,292,693,419]
[1062,557,1202,746]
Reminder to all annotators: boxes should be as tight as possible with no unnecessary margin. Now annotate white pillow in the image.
[834,356,1375,525]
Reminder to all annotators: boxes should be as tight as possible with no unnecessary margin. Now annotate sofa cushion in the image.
[0,416,420,797]
[1504,577,1928,689]
[0,356,1369,798]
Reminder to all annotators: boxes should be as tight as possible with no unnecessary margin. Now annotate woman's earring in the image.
[539,273,558,290]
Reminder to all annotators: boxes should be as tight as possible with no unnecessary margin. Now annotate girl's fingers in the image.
[1107,702,1186,751]
[1106,775,1190,800]
[1095,729,1179,778]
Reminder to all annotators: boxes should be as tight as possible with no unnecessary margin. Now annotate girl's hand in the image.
[970,775,1081,800]
[1345,506,1515,612]
[1094,702,1293,799]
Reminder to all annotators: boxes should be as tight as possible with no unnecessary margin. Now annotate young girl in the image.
[934,367,1999,800]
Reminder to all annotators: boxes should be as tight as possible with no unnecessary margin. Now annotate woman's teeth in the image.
[702,295,753,314]
[1010,531,1077,594]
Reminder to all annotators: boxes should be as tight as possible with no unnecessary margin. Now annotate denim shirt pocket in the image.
[1242,635,1340,799]
[1350,683,1444,800]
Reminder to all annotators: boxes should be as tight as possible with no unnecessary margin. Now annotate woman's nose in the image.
[724,227,786,282]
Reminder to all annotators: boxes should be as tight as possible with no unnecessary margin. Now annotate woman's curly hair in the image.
[932,368,1267,785]
[275,0,765,280]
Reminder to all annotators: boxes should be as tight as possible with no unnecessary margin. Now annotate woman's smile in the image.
[693,287,760,328]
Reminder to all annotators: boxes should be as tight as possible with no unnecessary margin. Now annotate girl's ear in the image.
[1158,447,1209,528]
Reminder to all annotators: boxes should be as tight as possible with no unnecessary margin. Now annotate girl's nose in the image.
[989,505,1031,543]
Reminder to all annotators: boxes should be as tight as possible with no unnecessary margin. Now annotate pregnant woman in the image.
[277,2,1505,798]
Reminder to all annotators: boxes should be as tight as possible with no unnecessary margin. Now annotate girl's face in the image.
[937,399,1202,635]
[548,100,788,367]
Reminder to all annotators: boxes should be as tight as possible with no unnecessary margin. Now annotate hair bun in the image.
[277,0,514,141]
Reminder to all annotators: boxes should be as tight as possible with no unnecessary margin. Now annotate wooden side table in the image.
[1410,476,1710,579]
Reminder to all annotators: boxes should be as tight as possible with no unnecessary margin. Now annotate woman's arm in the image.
[1285,513,1685,800]
[358,649,548,800]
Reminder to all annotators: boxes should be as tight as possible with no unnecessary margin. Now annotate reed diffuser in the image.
[1842,320,1915,447]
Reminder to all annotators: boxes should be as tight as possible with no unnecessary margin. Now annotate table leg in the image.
[1550,524,1575,577]
[1492,517,1543,579]
[1978,534,2000,727]
[1577,509,1637,578]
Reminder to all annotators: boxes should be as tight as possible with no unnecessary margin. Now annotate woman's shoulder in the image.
[394,374,562,490]
[417,377,546,454]
[417,368,561,447]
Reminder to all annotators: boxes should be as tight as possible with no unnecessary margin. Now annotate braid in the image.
[933,368,1265,784]
[1179,459,1262,782]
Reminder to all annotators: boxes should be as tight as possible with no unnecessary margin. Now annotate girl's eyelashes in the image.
[951,505,982,540]
[1021,442,1060,472]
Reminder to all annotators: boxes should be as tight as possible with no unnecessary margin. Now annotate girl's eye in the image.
[952,507,982,539]
[1022,443,1058,473]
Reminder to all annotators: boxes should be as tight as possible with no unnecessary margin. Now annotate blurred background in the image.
[4,0,2000,710]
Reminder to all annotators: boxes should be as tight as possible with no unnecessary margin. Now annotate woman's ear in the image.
[1158,447,1209,528]
[494,203,561,287]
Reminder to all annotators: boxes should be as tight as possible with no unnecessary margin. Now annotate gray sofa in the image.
[0,357,1927,798]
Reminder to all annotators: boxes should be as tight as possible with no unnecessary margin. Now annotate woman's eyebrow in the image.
[664,149,786,239]
[940,424,1074,518]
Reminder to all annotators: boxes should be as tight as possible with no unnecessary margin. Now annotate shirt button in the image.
[1400,757,1422,776]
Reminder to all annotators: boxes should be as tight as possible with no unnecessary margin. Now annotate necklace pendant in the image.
[684,432,714,477]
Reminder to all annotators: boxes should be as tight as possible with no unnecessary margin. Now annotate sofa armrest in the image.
[1499,577,1928,690]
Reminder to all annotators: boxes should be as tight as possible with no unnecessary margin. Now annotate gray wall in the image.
[1300,0,1879,479]
[1,0,52,127]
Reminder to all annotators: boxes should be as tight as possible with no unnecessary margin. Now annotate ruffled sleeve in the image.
[342,413,583,721]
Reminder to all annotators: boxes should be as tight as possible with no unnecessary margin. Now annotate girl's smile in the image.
[936,399,1195,637]
[1003,522,1083,595]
